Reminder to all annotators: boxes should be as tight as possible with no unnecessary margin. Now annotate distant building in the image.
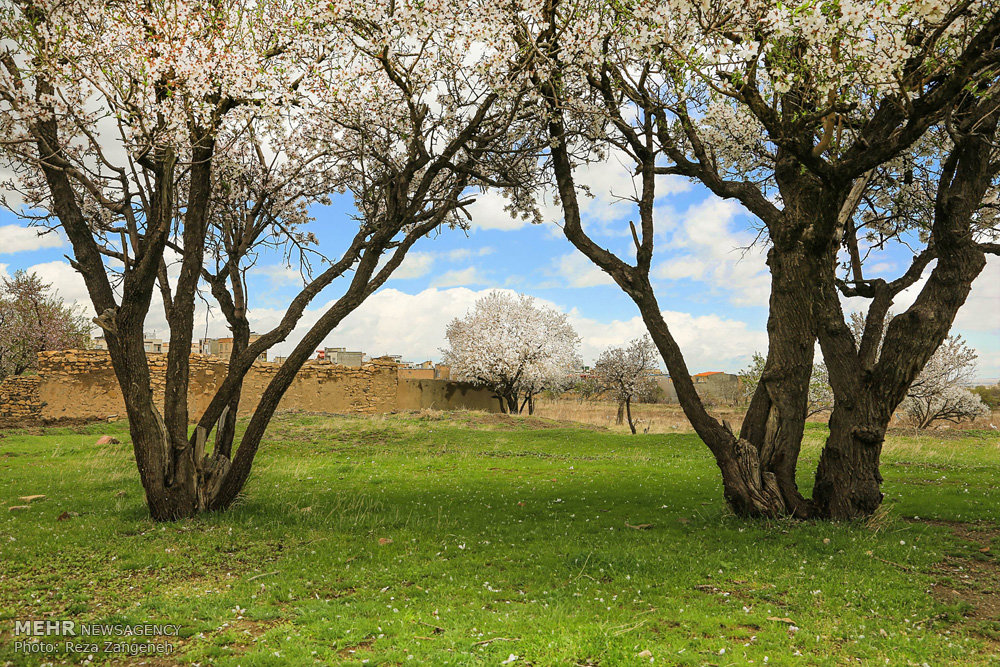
[398,361,452,381]
[320,347,364,367]
[93,336,195,356]
[160,340,200,355]
[201,334,267,361]
[399,367,434,380]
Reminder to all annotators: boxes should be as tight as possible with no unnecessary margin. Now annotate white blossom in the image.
[442,291,581,414]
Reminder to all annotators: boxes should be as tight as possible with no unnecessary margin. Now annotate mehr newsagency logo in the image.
[12,620,180,657]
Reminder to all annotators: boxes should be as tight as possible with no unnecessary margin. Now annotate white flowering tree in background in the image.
[0,0,535,520]
[443,291,580,414]
[846,314,989,429]
[0,270,91,380]
[593,335,659,434]
[903,363,990,429]
[511,0,1000,518]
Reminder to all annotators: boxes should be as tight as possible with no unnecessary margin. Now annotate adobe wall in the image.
[0,350,496,424]
[396,379,499,411]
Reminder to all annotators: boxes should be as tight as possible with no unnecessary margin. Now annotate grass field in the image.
[1,411,998,666]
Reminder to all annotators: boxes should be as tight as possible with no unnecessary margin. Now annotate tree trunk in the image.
[630,286,788,517]
[811,403,886,519]
[615,401,625,425]
[207,241,407,511]
[625,397,636,434]
[813,95,997,519]
[106,320,202,521]
[738,242,820,518]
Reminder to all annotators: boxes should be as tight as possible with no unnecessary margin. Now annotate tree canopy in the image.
[0,270,91,380]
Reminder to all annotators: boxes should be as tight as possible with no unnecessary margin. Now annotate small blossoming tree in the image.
[0,270,91,380]
[593,335,659,434]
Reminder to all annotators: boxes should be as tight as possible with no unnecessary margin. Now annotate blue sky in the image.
[2,163,998,378]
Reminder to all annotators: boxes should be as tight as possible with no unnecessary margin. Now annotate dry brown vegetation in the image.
[535,398,1000,434]
[533,398,749,434]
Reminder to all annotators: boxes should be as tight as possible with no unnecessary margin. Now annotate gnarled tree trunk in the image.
[812,93,998,519]
[812,402,887,519]
[739,239,823,518]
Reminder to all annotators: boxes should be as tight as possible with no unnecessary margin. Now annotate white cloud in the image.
[244,286,765,372]
[655,256,707,281]
[565,308,766,372]
[866,262,896,276]
[466,190,550,231]
[389,251,435,280]
[0,224,64,253]
[573,157,691,226]
[25,260,93,310]
[315,287,490,360]
[466,152,691,236]
[554,252,614,288]
[445,247,494,261]
[430,266,489,288]
[249,263,307,286]
[954,255,1000,334]
[652,197,770,307]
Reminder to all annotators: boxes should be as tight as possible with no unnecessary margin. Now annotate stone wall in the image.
[0,350,496,424]
[0,375,43,425]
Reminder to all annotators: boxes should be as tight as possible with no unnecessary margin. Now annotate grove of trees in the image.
[2,0,997,522]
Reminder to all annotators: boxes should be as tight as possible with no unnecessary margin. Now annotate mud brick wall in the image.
[397,379,499,412]
[0,350,495,424]
[0,375,43,424]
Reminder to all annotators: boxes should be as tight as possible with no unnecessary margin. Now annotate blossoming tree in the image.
[443,291,581,414]
[845,313,989,429]
[0,270,91,380]
[902,353,990,429]
[593,335,659,434]
[513,0,999,517]
[0,0,535,520]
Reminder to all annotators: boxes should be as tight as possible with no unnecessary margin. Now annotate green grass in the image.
[0,413,998,666]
